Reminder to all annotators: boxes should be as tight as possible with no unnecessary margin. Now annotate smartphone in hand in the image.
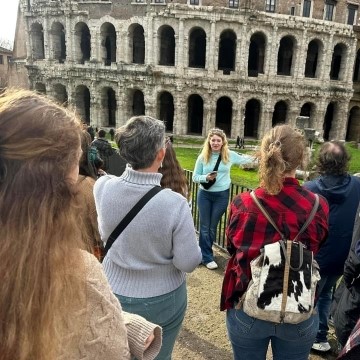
[210,171,217,176]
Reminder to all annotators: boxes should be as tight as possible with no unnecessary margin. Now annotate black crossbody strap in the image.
[103,186,163,257]
[213,154,221,171]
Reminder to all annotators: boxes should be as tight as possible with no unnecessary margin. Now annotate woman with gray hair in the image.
[94,116,201,360]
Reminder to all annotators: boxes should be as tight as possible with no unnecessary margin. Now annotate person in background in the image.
[94,116,201,360]
[192,128,254,270]
[87,125,95,141]
[159,138,189,201]
[221,124,329,360]
[235,135,240,149]
[0,90,161,360]
[109,128,115,141]
[91,129,114,172]
[304,141,360,353]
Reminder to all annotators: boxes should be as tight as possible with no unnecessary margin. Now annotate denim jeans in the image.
[115,282,187,360]
[315,274,340,343]
[226,308,319,360]
[197,188,229,264]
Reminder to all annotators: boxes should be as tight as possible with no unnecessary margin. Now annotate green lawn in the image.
[175,142,360,189]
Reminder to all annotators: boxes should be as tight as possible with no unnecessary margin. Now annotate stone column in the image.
[65,14,73,63]
[332,100,350,140]
[288,104,299,127]
[90,82,100,127]
[116,85,128,126]
[267,25,278,77]
[43,16,50,59]
[176,18,185,75]
[116,30,123,63]
[208,21,216,75]
[233,99,244,138]
[345,41,357,84]
[144,87,157,118]
[295,29,307,79]
[238,23,247,78]
[321,33,333,82]
[146,16,155,65]
[91,28,99,63]
[173,92,186,134]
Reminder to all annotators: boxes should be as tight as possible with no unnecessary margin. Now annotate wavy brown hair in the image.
[0,89,86,360]
[257,125,306,195]
[200,128,230,164]
[159,143,189,200]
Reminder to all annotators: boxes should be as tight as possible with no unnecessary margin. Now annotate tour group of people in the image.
[1,88,360,360]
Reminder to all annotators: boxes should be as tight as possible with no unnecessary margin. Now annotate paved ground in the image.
[172,247,339,360]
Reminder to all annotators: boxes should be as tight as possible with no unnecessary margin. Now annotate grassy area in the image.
[174,141,360,189]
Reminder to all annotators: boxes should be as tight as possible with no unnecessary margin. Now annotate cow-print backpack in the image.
[240,191,320,324]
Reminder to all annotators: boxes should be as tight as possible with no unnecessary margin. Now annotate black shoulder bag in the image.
[102,186,163,260]
[200,154,221,190]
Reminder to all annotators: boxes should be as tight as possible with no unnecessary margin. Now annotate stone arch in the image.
[100,87,117,126]
[346,106,360,142]
[75,85,91,124]
[300,102,316,127]
[272,100,288,126]
[218,30,236,74]
[53,83,68,106]
[50,22,66,63]
[215,96,232,135]
[101,22,117,65]
[244,98,261,138]
[158,25,175,66]
[129,24,145,64]
[188,27,206,68]
[74,22,91,64]
[353,49,360,82]
[323,102,336,140]
[277,36,295,76]
[31,23,45,60]
[330,43,347,80]
[158,91,174,131]
[248,32,266,77]
[34,82,46,94]
[132,89,145,116]
[187,94,204,134]
[305,39,322,78]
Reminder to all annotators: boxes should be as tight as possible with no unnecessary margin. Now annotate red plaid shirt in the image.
[220,178,329,311]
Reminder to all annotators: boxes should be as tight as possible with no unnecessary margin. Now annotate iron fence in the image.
[184,169,252,251]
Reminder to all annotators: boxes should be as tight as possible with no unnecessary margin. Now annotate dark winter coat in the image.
[304,175,360,275]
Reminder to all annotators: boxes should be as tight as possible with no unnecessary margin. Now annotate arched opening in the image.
[74,22,91,64]
[304,40,320,78]
[31,23,45,60]
[100,87,116,127]
[248,32,266,77]
[244,99,261,138]
[277,36,294,76]
[188,28,206,68]
[51,22,66,63]
[129,24,145,64]
[353,49,360,82]
[75,85,91,124]
[101,22,116,66]
[187,94,203,134]
[323,102,335,141]
[272,101,287,126]
[215,96,232,135]
[53,84,68,106]
[132,90,145,116]
[158,92,174,131]
[159,26,175,66]
[346,106,360,142]
[218,30,236,74]
[330,44,346,80]
[34,82,46,94]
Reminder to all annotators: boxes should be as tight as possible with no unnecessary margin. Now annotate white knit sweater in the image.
[94,167,202,298]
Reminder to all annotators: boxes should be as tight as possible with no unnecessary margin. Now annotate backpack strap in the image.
[250,191,320,271]
[103,186,163,258]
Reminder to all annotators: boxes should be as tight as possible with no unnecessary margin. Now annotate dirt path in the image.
[172,248,339,360]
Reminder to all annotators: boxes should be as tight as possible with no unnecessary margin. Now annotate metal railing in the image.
[185,169,252,251]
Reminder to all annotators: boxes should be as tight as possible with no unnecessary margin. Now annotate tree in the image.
[0,38,13,51]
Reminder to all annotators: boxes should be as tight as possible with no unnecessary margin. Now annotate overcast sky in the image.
[0,0,19,44]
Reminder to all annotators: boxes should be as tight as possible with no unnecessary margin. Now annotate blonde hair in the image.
[0,89,86,360]
[257,125,306,195]
[200,128,229,163]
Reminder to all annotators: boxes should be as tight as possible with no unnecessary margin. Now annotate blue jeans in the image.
[197,188,229,264]
[315,274,340,343]
[115,282,187,360]
[226,308,319,360]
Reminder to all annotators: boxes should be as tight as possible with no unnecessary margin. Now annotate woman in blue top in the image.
[192,128,253,270]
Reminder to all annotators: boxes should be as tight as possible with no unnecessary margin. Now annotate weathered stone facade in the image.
[0,46,13,89]
[9,0,360,140]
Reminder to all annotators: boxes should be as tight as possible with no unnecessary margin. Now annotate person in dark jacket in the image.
[91,129,114,172]
[304,141,360,353]
[332,204,360,349]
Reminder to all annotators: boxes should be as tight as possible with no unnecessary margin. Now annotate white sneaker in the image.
[312,342,331,352]
[205,261,218,270]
